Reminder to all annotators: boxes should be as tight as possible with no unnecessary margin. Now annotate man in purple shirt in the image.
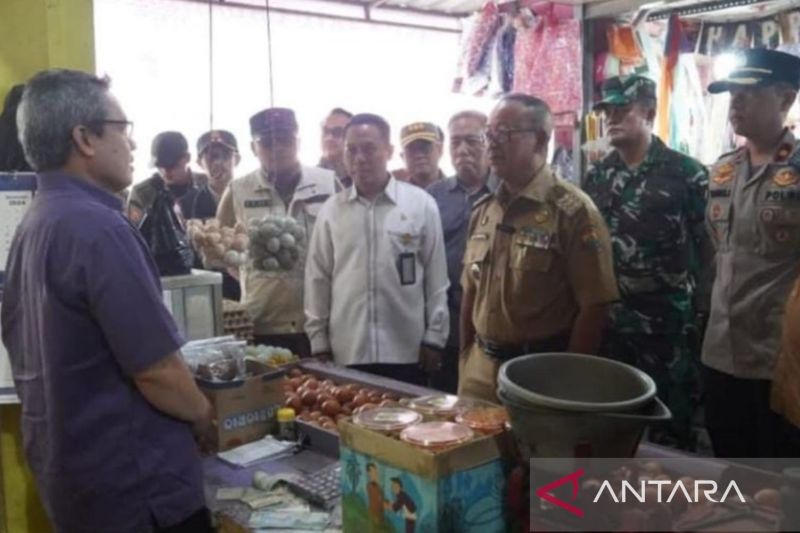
[1,70,214,533]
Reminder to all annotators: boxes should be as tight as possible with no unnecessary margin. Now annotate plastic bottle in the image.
[277,407,296,441]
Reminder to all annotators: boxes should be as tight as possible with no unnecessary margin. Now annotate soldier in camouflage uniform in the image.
[584,75,711,450]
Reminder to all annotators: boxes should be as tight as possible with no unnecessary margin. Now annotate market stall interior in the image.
[4,0,800,531]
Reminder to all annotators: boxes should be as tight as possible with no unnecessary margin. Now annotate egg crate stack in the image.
[222,300,254,342]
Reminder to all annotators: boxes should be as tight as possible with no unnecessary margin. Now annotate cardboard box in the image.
[339,419,513,533]
[197,360,286,451]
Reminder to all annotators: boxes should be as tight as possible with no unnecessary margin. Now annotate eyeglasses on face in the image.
[322,126,346,139]
[484,128,538,144]
[89,119,134,138]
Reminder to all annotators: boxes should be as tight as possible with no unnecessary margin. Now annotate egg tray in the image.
[289,360,436,459]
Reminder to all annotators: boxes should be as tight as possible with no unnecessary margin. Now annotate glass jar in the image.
[353,407,422,435]
[399,421,474,450]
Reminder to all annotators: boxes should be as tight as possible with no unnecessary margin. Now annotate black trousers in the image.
[704,364,800,458]
[154,508,212,533]
[349,363,427,387]
[428,346,459,394]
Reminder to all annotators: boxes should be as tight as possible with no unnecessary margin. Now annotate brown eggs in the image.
[321,399,341,417]
[335,388,355,403]
[285,394,303,411]
[301,390,318,406]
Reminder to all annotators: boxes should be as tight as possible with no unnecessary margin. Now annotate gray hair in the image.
[17,69,111,171]
[499,93,553,151]
[448,110,488,130]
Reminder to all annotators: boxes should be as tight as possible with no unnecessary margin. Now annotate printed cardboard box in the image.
[339,419,513,533]
[197,360,285,451]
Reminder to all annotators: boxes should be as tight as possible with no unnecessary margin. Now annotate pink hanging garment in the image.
[526,16,582,114]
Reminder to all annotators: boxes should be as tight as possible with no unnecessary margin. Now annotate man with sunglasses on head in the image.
[2,70,213,533]
[400,121,446,189]
[459,94,618,402]
[217,107,336,357]
[584,75,710,451]
[318,107,352,188]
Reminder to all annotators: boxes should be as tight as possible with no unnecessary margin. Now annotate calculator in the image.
[286,462,341,508]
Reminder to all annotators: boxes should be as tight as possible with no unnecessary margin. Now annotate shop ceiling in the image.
[190,0,793,30]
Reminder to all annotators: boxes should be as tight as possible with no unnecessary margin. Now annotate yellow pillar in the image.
[0,0,95,99]
[0,2,95,531]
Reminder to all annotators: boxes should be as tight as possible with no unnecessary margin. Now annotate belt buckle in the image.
[480,337,506,359]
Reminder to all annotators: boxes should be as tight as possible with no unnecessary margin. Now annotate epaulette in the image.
[712,147,745,166]
[548,184,583,217]
[472,192,493,211]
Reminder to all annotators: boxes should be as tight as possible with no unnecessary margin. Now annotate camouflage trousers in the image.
[601,329,701,451]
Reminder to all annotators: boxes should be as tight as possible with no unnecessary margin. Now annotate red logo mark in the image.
[535,468,585,517]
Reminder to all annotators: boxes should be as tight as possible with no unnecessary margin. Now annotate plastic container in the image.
[277,407,296,441]
[399,421,474,450]
[406,394,465,420]
[353,407,422,435]
[456,406,509,434]
[498,352,656,413]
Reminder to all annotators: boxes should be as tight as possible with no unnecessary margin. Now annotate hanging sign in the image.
[698,8,797,55]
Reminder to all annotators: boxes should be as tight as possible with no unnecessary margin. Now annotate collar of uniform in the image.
[498,164,555,204]
[605,134,667,173]
[451,171,492,194]
[37,171,123,211]
[347,174,398,204]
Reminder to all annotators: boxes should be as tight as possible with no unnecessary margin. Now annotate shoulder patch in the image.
[472,192,493,211]
[713,147,745,166]
[548,185,583,217]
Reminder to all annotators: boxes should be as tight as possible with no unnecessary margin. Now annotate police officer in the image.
[584,75,711,451]
[458,94,619,402]
[704,48,800,457]
[217,108,336,357]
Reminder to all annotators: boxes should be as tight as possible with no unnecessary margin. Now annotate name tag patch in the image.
[244,199,271,208]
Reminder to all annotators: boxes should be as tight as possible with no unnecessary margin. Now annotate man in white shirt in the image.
[304,113,450,385]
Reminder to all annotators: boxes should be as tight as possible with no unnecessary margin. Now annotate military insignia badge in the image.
[712,163,734,185]
[710,203,725,221]
[533,209,551,224]
[580,226,601,249]
[776,143,793,162]
[773,169,799,187]
[760,208,775,223]
[401,233,414,246]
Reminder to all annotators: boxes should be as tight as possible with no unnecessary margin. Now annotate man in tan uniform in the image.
[703,49,800,457]
[459,94,619,402]
[217,108,336,356]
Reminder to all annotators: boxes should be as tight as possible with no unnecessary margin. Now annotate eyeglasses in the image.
[322,126,346,139]
[485,128,538,144]
[89,119,134,138]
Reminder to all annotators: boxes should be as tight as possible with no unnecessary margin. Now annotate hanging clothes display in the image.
[511,9,543,95]
[514,14,582,114]
[459,1,502,94]
[607,24,644,66]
